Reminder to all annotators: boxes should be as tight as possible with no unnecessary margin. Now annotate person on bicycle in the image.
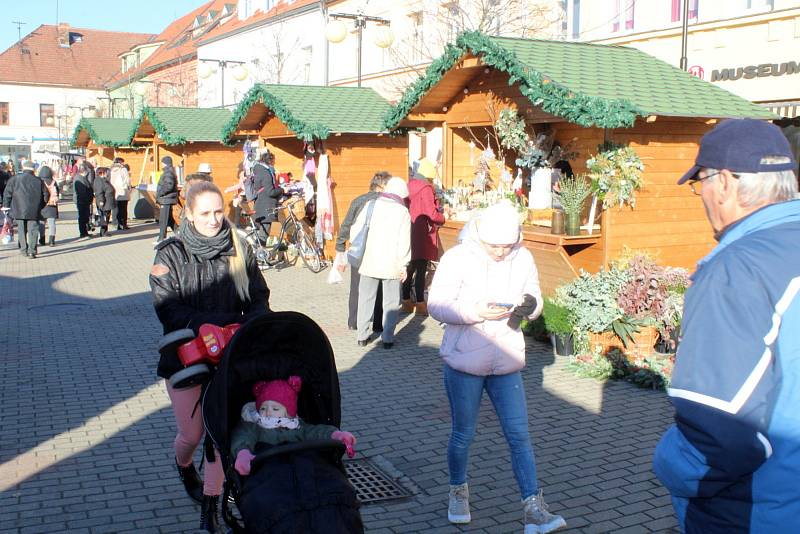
[252,148,283,243]
[149,181,270,532]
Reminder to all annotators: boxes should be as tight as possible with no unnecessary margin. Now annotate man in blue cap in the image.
[653,118,799,533]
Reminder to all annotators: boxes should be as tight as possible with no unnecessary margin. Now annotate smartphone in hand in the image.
[490,303,514,309]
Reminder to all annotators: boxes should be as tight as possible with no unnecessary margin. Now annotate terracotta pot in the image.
[588,326,658,362]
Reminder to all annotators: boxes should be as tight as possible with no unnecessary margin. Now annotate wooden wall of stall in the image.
[262,134,408,257]
[435,67,715,276]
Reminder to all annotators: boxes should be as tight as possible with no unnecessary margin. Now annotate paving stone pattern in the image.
[0,205,679,533]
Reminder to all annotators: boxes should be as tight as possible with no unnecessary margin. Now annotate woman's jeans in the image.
[444,364,539,500]
[38,217,56,237]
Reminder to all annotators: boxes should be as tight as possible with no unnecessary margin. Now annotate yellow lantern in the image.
[198,62,214,79]
[232,64,249,81]
[373,26,394,49]
[325,19,347,43]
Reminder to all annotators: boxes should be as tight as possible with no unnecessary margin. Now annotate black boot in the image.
[175,459,203,503]
[49,236,55,247]
[199,495,220,533]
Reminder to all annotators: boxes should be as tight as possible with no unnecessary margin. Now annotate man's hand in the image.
[400,270,408,283]
[337,262,347,273]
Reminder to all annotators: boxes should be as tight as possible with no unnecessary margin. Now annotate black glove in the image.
[507,294,537,330]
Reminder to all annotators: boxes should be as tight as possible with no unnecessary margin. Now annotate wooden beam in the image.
[407,112,447,121]
[455,57,482,70]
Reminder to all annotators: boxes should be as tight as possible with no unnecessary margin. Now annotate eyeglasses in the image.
[688,170,722,195]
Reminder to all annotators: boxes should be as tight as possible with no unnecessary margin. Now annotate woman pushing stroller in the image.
[149,181,270,533]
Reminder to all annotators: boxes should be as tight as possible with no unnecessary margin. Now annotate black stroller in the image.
[202,312,364,534]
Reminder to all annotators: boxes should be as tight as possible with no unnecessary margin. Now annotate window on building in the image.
[0,102,8,125]
[410,11,424,62]
[671,0,698,23]
[572,0,581,39]
[625,0,635,29]
[747,0,774,9]
[561,0,568,37]
[40,104,54,127]
[441,1,460,42]
[613,0,620,32]
[302,45,312,83]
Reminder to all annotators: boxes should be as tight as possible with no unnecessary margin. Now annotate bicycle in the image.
[237,194,325,273]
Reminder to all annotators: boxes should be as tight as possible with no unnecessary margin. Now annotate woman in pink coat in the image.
[428,203,566,534]
[401,159,445,315]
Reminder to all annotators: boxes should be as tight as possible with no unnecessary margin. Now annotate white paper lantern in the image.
[232,64,249,81]
[373,26,394,48]
[198,62,214,79]
[325,19,347,43]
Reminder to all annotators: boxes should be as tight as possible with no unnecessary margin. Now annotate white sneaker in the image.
[523,490,566,534]
[448,483,471,524]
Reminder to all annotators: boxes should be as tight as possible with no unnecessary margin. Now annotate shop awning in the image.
[762,101,800,119]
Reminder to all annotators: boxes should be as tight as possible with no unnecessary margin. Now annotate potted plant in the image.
[543,298,574,356]
[587,143,644,210]
[558,175,592,236]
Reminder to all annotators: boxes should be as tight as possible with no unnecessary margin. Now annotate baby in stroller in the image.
[232,376,356,476]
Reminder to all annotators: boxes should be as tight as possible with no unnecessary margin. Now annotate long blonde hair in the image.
[185,181,250,302]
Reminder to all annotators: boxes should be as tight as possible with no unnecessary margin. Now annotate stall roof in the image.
[70,118,139,148]
[385,31,776,130]
[223,84,393,141]
[134,107,233,145]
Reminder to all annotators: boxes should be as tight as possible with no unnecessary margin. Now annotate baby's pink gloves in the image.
[235,449,256,475]
[331,430,357,458]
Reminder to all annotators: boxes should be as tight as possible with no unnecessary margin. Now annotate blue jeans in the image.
[444,364,538,500]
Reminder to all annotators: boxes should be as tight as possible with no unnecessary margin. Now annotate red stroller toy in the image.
[158,323,241,389]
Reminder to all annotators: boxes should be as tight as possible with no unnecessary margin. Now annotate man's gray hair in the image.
[708,156,798,207]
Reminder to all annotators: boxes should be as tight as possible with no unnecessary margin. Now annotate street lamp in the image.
[325,11,393,87]
[134,80,178,106]
[198,59,249,108]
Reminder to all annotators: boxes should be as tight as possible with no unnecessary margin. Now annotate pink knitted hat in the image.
[252,376,302,417]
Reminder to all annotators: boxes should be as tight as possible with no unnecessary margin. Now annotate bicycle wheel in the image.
[296,226,323,273]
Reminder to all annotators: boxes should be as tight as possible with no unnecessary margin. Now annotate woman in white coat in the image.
[428,202,566,534]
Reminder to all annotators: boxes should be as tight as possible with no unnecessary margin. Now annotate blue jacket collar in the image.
[698,199,800,269]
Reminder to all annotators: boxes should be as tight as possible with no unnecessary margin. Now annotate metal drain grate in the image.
[345,458,411,504]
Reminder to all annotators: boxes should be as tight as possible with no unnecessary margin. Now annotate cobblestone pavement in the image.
[0,204,678,533]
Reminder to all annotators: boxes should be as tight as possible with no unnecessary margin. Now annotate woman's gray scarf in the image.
[179,218,233,260]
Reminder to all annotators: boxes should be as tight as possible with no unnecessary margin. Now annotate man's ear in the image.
[718,169,738,202]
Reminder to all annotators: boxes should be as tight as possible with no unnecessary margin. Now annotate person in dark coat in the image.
[2,160,49,258]
[252,149,282,242]
[402,159,445,316]
[335,171,390,332]
[38,166,60,247]
[74,162,95,238]
[149,181,269,533]
[93,169,115,237]
[0,161,11,200]
[156,156,179,243]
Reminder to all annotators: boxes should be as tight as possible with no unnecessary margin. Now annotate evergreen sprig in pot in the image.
[558,175,592,236]
[543,298,575,356]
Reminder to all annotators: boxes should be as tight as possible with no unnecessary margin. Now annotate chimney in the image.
[57,22,70,48]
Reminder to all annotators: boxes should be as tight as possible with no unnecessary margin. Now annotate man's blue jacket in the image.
[653,199,800,533]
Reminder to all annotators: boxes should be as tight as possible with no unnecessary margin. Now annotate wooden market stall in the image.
[385,31,776,294]
[222,84,408,256]
[70,117,150,180]
[131,107,242,217]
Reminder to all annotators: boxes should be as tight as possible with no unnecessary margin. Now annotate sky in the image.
[0,0,207,53]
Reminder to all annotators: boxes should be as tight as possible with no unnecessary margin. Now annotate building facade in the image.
[0,24,154,165]
[573,0,800,161]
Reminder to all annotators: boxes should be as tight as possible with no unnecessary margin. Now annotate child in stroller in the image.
[232,376,356,476]
[203,311,364,534]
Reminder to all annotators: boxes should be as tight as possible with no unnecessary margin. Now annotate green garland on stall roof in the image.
[69,118,135,148]
[221,85,331,143]
[383,30,644,131]
[139,106,189,146]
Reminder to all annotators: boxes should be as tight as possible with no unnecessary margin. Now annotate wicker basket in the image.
[280,197,306,220]
[588,326,658,363]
